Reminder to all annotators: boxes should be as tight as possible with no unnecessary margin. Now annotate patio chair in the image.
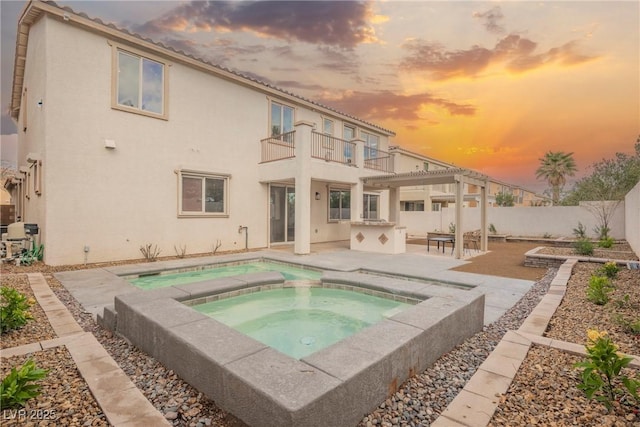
[463,231,480,254]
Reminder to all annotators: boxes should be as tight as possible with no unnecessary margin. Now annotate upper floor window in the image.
[323,118,334,135]
[423,162,429,171]
[114,48,167,118]
[178,170,229,217]
[343,125,356,140]
[271,101,294,141]
[361,131,379,159]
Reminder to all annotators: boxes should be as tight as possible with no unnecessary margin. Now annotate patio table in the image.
[427,236,455,254]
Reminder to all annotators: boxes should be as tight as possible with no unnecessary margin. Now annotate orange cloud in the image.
[319,90,476,121]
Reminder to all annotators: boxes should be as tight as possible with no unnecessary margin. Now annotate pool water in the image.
[129,261,322,289]
[193,287,410,359]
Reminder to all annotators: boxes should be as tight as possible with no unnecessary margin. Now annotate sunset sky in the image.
[1,1,638,193]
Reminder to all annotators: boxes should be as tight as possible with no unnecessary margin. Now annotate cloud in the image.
[473,6,505,35]
[400,34,599,80]
[135,1,379,49]
[319,90,476,121]
[315,46,360,74]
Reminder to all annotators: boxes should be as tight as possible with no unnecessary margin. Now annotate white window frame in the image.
[177,169,230,217]
[111,43,169,120]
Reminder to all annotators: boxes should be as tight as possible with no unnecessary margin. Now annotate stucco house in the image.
[8,0,399,265]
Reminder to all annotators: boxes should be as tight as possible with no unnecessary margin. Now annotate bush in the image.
[575,330,640,411]
[573,222,587,239]
[598,237,614,249]
[448,222,456,233]
[599,261,619,279]
[0,288,35,334]
[586,275,614,305]
[574,238,594,256]
[0,359,48,409]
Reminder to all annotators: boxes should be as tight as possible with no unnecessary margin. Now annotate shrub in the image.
[598,237,614,249]
[613,314,640,335]
[448,222,456,234]
[573,222,587,239]
[574,238,594,256]
[0,288,35,334]
[139,244,161,261]
[599,261,619,279]
[574,330,640,411]
[0,359,48,409]
[586,275,614,305]
[594,225,611,240]
[488,223,497,234]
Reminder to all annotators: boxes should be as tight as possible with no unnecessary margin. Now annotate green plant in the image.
[574,238,594,256]
[448,222,456,234]
[0,359,48,409]
[612,295,630,309]
[594,225,611,240]
[488,223,497,234]
[586,275,614,305]
[598,237,614,249]
[599,261,619,279]
[0,288,35,334]
[140,244,161,261]
[543,232,552,239]
[574,330,640,411]
[612,314,640,335]
[573,222,587,239]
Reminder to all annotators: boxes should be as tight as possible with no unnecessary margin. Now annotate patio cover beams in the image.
[362,168,490,259]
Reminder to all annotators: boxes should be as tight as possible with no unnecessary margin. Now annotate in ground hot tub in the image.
[111,269,484,427]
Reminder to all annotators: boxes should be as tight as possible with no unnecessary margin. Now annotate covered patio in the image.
[361,168,490,259]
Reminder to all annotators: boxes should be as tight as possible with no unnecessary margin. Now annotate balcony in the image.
[260,130,394,173]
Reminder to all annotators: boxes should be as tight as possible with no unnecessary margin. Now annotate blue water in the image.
[129,261,322,289]
[193,287,409,359]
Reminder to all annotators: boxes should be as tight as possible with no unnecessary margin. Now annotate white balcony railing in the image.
[260,129,394,173]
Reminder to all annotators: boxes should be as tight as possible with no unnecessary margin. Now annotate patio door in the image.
[270,185,295,244]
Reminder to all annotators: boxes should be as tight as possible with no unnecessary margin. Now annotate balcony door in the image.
[270,185,295,244]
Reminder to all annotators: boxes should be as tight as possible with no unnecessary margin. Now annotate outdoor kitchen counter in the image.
[350,221,406,254]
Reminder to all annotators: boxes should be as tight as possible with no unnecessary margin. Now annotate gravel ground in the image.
[1,274,56,349]
[0,347,107,426]
[538,243,639,261]
[2,244,638,426]
[490,261,640,426]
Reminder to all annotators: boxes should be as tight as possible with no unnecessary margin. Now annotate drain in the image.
[300,336,316,345]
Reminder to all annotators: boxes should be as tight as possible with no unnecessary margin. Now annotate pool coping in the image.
[109,270,485,427]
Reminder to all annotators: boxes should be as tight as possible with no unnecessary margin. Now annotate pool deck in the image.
[55,243,535,326]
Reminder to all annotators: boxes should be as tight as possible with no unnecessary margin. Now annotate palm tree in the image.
[535,151,577,204]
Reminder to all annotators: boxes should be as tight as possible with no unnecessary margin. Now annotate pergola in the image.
[362,168,490,259]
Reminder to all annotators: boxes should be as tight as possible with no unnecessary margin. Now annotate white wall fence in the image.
[401,202,626,240]
[625,181,640,256]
